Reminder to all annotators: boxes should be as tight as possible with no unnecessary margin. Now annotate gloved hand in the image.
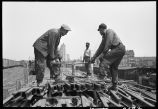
[98,53,104,62]
[90,57,96,63]
[50,60,56,66]
[58,57,62,62]
[50,59,61,67]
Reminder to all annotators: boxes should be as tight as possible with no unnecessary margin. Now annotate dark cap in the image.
[98,23,107,31]
[86,42,90,45]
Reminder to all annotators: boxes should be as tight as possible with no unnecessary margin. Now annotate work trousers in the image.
[34,48,60,84]
[84,56,91,76]
[99,43,125,85]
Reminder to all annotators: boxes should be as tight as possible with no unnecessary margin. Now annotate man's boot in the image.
[54,75,62,83]
[36,80,43,86]
[109,83,117,91]
[86,72,91,78]
[97,74,111,83]
[103,76,111,83]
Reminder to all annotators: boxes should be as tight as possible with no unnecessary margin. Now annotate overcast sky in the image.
[2,2,156,61]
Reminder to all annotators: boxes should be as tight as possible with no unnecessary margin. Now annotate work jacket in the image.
[33,28,61,59]
[93,29,123,58]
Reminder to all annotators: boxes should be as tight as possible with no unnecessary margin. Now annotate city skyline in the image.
[3,2,156,61]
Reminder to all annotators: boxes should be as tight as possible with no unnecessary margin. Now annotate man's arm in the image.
[89,50,91,59]
[102,30,113,55]
[83,50,85,62]
[92,38,105,59]
[48,30,56,60]
[56,49,62,62]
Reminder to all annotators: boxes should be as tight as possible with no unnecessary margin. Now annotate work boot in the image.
[36,80,43,86]
[89,74,98,81]
[54,76,62,83]
[86,73,91,78]
[108,84,117,91]
[104,77,111,83]
[97,75,111,83]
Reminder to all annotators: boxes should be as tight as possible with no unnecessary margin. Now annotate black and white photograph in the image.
[2,1,156,107]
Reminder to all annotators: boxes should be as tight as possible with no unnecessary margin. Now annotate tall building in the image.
[59,43,66,62]
[66,54,70,61]
[135,57,156,67]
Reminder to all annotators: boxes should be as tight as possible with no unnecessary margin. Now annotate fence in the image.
[3,59,35,100]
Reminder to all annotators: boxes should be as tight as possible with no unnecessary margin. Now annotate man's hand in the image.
[50,60,56,66]
[82,60,84,63]
[90,57,96,63]
[50,59,61,67]
[58,56,62,62]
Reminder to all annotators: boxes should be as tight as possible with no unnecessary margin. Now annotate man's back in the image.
[33,29,58,57]
[106,29,122,46]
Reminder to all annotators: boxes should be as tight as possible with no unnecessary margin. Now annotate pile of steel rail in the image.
[3,76,156,107]
[3,62,156,107]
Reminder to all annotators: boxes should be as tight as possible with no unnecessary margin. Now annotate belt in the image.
[111,42,121,49]
[84,56,90,58]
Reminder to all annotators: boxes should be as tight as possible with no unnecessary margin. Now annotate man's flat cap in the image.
[98,23,107,31]
[61,24,71,31]
[86,42,90,45]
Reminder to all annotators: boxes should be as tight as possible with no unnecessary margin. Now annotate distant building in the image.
[80,56,83,61]
[59,43,66,61]
[119,50,156,68]
[66,54,70,61]
[119,50,135,67]
[135,57,156,68]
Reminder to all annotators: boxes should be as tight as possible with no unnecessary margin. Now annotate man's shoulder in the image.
[48,29,59,38]
[88,48,91,51]
[106,29,116,38]
[107,29,114,33]
[48,28,58,34]
[87,48,91,52]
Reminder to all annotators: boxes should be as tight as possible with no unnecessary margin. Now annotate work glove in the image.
[50,60,56,66]
[90,57,96,63]
[98,53,104,62]
[58,56,62,62]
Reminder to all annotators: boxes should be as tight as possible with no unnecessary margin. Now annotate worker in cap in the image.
[86,42,90,46]
[61,24,71,31]
[33,24,71,86]
[90,23,126,91]
[83,42,91,77]
[97,23,107,31]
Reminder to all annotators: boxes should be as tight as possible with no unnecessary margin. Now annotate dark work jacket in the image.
[33,28,61,59]
[93,29,123,58]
